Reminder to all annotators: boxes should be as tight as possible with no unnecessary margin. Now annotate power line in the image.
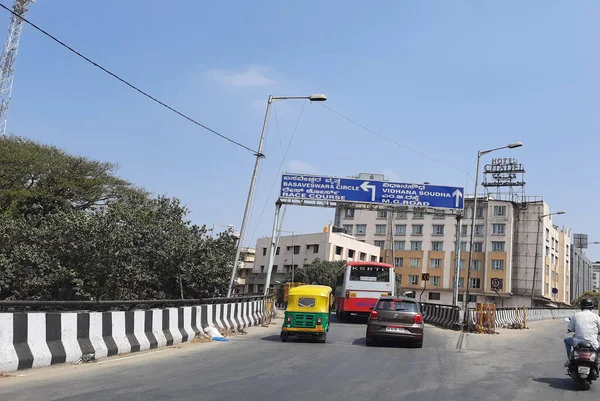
[0,3,258,155]
[319,103,473,178]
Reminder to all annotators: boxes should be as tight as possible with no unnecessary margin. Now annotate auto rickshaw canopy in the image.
[285,285,333,313]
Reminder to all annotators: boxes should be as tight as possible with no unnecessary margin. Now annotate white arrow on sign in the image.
[452,189,463,208]
[360,181,376,202]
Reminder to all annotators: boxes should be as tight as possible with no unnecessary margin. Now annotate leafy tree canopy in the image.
[0,135,133,217]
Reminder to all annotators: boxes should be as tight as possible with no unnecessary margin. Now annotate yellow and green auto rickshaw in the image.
[280,285,333,343]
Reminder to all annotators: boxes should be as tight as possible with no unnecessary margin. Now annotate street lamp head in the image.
[507,142,523,149]
[308,94,327,102]
[556,211,566,215]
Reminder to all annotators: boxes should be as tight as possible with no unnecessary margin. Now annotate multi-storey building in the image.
[244,227,381,294]
[233,247,255,294]
[571,243,594,300]
[592,261,600,293]
[334,185,571,307]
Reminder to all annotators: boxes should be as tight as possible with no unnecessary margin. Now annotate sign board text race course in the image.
[279,173,465,210]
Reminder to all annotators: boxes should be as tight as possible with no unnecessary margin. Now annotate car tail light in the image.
[413,314,423,324]
[286,315,292,324]
[317,317,322,326]
[370,310,379,320]
[345,290,350,299]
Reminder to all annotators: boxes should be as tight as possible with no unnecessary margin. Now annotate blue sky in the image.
[5,1,600,260]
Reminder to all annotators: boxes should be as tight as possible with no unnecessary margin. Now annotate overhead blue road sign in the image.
[279,173,464,209]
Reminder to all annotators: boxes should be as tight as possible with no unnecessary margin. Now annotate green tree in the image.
[571,291,600,308]
[291,259,346,288]
[0,135,133,217]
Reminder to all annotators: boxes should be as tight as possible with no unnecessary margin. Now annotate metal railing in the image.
[0,295,266,312]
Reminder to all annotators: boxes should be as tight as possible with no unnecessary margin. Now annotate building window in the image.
[396,211,407,219]
[472,260,482,270]
[473,242,483,252]
[408,275,419,285]
[413,210,425,219]
[395,257,404,267]
[356,224,366,234]
[469,278,481,288]
[393,240,405,250]
[412,225,424,235]
[493,205,507,216]
[409,258,421,268]
[260,265,265,273]
[375,224,386,235]
[492,224,506,235]
[374,240,385,250]
[433,211,445,220]
[335,246,343,255]
[431,276,441,286]
[432,225,445,235]
[370,255,377,262]
[460,242,467,252]
[458,277,465,288]
[410,241,423,251]
[262,248,267,256]
[430,258,442,269]
[492,241,505,252]
[292,245,300,254]
[431,241,443,251]
[313,244,319,253]
[461,225,468,235]
[545,228,550,241]
[397,274,402,285]
[545,246,550,256]
[360,252,366,261]
[276,247,280,255]
[395,224,407,235]
[459,259,466,270]
[491,259,505,270]
[377,210,388,218]
[343,224,353,234]
[475,207,484,218]
[474,225,484,236]
[344,209,355,218]
[428,292,441,300]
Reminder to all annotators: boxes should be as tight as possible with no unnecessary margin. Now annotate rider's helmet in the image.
[580,298,594,310]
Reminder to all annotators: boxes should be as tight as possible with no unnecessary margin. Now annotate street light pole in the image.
[463,142,522,330]
[531,210,566,305]
[235,93,326,298]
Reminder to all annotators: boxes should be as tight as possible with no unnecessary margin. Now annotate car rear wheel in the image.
[366,337,375,347]
[281,333,289,342]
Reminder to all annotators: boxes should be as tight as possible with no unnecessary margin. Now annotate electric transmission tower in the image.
[0,0,35,136]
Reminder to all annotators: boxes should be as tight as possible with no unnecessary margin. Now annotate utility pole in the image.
[452,214,462,307]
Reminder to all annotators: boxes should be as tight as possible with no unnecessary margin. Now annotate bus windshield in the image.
[349,265,390,282]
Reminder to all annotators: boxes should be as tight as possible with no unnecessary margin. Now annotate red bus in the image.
[334,261,395,320]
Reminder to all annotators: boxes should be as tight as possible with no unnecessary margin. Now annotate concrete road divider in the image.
[420,302,461,330]
[0,298,269,374]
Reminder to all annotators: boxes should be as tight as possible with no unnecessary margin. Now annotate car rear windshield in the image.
[376,300,418,312]
[298,297,316,307]
[349,265,390,282]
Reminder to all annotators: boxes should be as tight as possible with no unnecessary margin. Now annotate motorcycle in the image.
[564,317,599,390]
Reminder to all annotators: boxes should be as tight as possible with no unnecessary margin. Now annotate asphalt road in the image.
[0,314,596,401]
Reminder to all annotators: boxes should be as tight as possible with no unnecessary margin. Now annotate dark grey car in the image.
[365,296,424,347]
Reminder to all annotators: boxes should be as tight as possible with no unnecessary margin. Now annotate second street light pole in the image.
[463,141,522,330]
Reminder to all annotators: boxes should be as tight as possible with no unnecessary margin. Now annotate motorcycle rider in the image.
[564,298,600,367]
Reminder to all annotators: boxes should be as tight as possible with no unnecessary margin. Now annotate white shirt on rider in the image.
[568,309,600,350]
